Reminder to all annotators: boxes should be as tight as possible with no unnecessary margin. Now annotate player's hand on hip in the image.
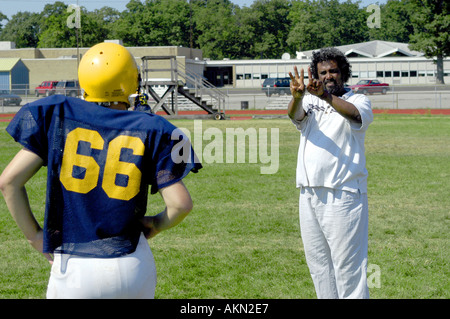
[140,216,161,239]
[289,66,306,99]
[29,229,53,264]
[306,67,324,97]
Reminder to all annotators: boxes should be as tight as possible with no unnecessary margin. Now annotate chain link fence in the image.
[221,86,450,111]
[1,86,449,114]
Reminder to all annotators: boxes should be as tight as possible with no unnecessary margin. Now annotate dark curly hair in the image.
[310,47,352,83]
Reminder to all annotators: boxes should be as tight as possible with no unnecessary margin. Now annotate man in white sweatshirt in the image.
[288,47,373,299]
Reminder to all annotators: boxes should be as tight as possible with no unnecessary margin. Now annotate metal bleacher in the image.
[140,56,227,119]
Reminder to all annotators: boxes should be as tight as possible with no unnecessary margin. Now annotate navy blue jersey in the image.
[7,95,201,257]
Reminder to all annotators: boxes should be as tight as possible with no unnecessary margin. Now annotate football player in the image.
[0,42,202,298]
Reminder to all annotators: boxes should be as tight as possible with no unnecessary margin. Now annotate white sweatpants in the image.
[47,233,157,299]
[299,187,369,299]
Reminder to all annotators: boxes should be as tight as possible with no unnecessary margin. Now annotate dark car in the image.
[54,80,81,97]
[35,80,58,97]
[349,79,389,95]
[0,90,22,106]
[262,77,291,96]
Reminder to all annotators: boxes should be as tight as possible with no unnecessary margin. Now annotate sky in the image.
[0,0,387,19]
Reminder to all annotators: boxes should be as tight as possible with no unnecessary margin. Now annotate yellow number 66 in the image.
[60,127,145,201]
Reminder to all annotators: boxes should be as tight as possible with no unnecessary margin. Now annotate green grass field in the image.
[0,114,449,299]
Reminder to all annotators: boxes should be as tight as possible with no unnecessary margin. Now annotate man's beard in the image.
[324,80,346,96]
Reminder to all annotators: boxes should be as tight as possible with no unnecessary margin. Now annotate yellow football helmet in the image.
[78,42,139,104]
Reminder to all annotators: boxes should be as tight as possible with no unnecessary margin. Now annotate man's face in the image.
[316,60,345,96]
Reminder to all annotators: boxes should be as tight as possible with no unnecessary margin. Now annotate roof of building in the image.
[296,40,424,59]
[0,58,21,71]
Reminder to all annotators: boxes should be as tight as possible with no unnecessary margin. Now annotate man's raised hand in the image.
[289,66,306,99]
[306,67,324,97]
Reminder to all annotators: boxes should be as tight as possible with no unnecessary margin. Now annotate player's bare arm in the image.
[0,149,53,264]
[288,66,307,121]
[141,180,193,239]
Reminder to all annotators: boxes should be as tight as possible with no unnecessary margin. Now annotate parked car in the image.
[349,79,389,94]
[262,77,291,96]
[54,80,81,97]
[35,81,58,97]
[0,90,22,106]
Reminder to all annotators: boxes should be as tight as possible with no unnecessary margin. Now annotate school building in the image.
[205,41,450,88]
[0,40,448,92]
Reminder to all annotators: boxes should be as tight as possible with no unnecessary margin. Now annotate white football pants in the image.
[299,187,369,299]
[47,233,157,299]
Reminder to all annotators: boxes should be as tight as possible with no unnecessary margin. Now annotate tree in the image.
[92,6,121,24]
[112,0,191,47]
[246,0,292,59]
[191,0,241,59]
[408,0,449,84]
[367,0,415,43]
[81,9,116,47]
[37,2,117,48]
[287,0,368,52]
[0,12,41,47]
[147,0,191,46]
[233,6,258,58]
[37,2,72,47]
[0,11,7,34]
[110,0,147,46]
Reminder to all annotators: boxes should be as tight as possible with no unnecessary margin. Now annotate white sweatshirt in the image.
[292,89,373,193]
